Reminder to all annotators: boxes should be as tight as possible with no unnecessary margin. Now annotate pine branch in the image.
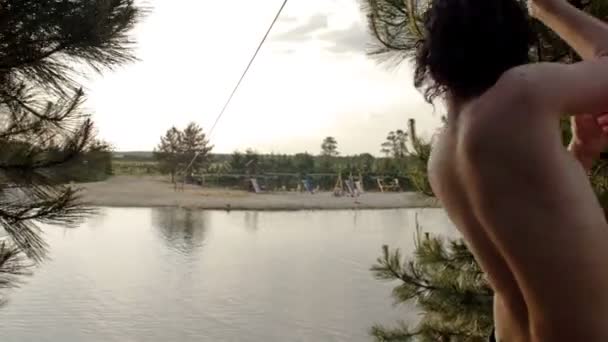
[360,0,423,65]
[360,0,608,66]
[0,119,93,173]
[0,186,93,261]
[2,87,86,125]
[0,241,32,306]
[0,0,145,94]
[0,0,142,297]
[0,241,31,289]
[404,119,434,196]
[371,321,419,341]
[371,222,493,341]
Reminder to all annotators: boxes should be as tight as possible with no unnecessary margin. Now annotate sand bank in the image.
[78,176,439,210]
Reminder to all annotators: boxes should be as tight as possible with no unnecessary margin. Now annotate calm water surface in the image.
[0,208,457,342]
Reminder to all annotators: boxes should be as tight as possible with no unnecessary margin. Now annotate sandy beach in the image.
[78,176,439,210]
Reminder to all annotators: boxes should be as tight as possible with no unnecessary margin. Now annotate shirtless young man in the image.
[423,0,608,341]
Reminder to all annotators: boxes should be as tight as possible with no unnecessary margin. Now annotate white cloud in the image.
[83,0,441,155]
[318,23,370,54]
[273,14,329,41]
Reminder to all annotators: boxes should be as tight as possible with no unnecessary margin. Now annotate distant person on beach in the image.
[424,0,608,340]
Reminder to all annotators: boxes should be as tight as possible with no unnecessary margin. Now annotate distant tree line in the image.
[52,139,115,183]
[223,122,431,179]
[150,120,434,192]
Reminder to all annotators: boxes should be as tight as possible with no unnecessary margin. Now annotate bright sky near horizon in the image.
[82,0,443,155]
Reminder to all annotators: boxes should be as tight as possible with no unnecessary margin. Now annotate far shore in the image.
[77,176,440,211]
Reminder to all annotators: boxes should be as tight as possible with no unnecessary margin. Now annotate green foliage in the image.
[208,161,232,174]
[154,122,214,182]
[112,160,159,176]
[154,127,182,181]
[357,153,376,173]
[360,0,606,67]
[320,137,340,172]
[228,149,260,175]
[200,148,421,191]
[370,224,493,341]
[53,139,114,182]
[262,153,296,173]
[405,119,434,197]
[376,119,434,195]
[321,136,340,157]
[244,149,260,175]
[229,151,247,173]
[0,0,142,303]
[181,122,214,176]
[294,153,315,174]
[381,130,409,158]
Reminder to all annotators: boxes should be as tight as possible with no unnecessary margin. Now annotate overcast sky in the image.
[81,0,442,155]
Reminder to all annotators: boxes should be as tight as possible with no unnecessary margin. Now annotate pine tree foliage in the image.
[371,221,493,342]
[321,136,339,157]
[0,0,143,303]
[0,242,30,304]
[360,0,607,66]
[154,122,214,182]
[381,130,409,158]
[360,0,429,65]
[155,127,182,182]
[404,119,433,197]
[180,122,214,176]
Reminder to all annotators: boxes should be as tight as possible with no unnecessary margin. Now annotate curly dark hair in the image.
[415,0,534,103]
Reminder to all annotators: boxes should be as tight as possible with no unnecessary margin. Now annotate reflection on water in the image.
[244,211,259,231]
[151,208,208,254]
[0,208,457,342]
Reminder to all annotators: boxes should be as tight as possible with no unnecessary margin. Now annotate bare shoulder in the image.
[491,59,608,116]
[461,65,559,158]
[494,62,562,90]
[474,62,563,119]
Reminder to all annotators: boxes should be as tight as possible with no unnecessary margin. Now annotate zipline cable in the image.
[180,0,289,176]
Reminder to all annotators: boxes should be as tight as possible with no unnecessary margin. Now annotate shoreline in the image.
[85,203,438,212]
[78,176,440,211]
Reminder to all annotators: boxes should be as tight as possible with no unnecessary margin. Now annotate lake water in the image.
[0,208,458,342]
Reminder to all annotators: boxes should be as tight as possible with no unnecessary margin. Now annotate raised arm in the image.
[501,0,608,116]
[531,0,608,59]
[526,0,608,169]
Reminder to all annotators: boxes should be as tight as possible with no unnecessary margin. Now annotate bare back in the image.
[428,79,608,341]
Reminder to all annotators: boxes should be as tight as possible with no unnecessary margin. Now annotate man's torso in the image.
[428,97,608,341]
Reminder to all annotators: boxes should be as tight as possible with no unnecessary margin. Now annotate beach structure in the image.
[377,178,400,192]
[355,173,365,194]
[250,178,263,194]
[333,173,344,197]
[302,178,315,194]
